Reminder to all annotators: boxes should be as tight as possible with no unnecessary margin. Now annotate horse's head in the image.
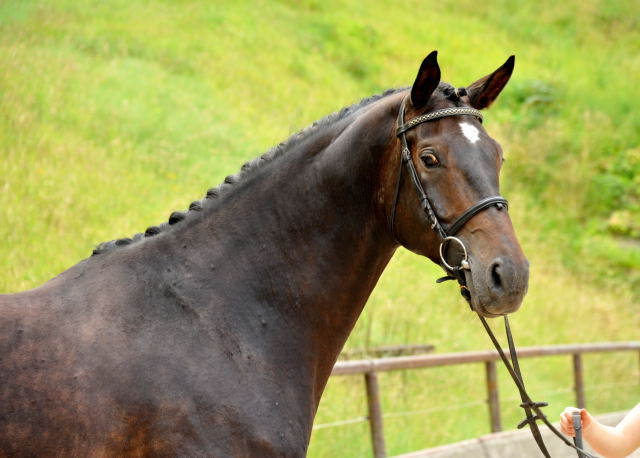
[389,51,528,317]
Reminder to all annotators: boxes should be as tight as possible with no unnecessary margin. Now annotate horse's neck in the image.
[170,95,400,402]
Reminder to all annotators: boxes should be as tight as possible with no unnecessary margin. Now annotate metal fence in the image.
[328,341,640,458]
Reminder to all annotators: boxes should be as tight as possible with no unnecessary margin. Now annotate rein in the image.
[479,315,596,458]
[393,95,596,457]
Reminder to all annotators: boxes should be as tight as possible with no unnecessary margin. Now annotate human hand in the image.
[560,407,593,437]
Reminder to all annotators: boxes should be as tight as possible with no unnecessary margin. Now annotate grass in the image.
[1,0,638,456]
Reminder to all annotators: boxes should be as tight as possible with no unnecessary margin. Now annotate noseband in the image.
[390,95,508,297]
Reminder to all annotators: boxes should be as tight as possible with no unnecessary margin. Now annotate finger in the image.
[560,425,575,437]
[559,416,574,436]
[580,409,592,428]
[560,413,574,425]
[560,420,574,432]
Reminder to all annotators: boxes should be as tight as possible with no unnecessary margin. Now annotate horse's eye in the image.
[420,152,440,168]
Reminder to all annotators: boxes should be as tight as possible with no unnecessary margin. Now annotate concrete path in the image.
[395,411,640,458]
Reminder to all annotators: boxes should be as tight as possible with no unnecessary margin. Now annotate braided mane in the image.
[92,87,405,255]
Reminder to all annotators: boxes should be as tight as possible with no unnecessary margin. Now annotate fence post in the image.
[573,353,586,409]
[485,360,502,432]
[364,371,386,458]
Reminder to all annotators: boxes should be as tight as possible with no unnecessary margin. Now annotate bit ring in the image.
[439,236,470,271]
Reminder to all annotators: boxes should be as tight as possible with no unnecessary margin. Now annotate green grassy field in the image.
[1,1,638,456]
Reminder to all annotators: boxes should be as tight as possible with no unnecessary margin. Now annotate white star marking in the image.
[460,122,480,144]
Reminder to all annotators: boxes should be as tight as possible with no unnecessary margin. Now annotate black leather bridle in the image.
[391,95,596,458]
[390,95,508,294]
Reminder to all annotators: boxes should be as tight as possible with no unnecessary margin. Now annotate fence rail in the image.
[329,341,640,458]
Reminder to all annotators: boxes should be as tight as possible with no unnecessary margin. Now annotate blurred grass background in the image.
[1,0,638,456]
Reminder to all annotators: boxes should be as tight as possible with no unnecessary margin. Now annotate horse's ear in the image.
[466,55,515,110]
[410,50,441,108]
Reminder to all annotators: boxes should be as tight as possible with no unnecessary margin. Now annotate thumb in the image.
[580,409,594,429]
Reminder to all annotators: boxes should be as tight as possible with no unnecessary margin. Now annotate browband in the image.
[396,107,483,136]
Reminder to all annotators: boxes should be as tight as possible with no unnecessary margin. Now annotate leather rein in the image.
[391,95,596,458]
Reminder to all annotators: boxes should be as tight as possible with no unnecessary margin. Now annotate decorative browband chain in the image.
[396,107,483,135]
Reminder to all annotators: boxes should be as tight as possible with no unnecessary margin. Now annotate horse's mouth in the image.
[474,306,505,318]
[471,294,524,318]
[463,258,527,318]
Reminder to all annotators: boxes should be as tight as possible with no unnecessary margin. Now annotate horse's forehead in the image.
[416,115,496,151]
[445,115,497,149]
[451,124,499,166]
[458,121,480,145]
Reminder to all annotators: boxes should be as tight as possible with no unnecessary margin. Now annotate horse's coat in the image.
[0,52,528,456]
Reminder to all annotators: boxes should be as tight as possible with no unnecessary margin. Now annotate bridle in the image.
[390,94,596,458]
[390,95,508,295]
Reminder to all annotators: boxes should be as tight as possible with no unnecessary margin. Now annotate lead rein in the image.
[478,315,598,458]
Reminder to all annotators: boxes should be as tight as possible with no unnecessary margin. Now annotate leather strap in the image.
[504,316,551,457]
[479,315,597,458]
[573,411,586,458]
[391,96,507,242]
[388,147,405,244]
[446,196,508,236]
[395,97,448,240]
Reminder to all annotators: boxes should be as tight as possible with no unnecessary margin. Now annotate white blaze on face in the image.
[459,122,480,144]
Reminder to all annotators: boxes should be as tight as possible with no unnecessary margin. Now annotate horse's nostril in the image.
[491,262,503,289]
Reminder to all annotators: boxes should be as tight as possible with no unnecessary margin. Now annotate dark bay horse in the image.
[0,51,528,456]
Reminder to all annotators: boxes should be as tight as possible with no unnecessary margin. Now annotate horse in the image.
[0,51,529,456]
